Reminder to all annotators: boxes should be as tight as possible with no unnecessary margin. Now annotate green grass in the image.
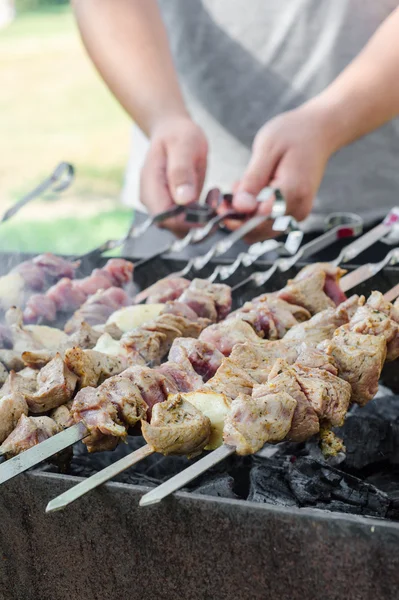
[0,209,132,254]
[0,6,133,252]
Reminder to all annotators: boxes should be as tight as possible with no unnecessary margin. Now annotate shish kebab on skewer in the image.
[48,282,399,511]
[0,263,346,480]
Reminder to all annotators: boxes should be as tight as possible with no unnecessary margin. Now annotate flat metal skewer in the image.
[46,443,154,513]
[0,422,88,485]
[139,444,236,507]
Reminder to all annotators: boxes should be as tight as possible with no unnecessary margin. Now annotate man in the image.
[72,1,399,243]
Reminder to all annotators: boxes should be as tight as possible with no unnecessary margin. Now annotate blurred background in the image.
[0,0,133,254]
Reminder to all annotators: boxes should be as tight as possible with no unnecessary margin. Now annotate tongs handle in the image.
[1,162,74,223]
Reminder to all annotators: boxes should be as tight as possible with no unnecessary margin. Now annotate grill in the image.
[1,251,399,600]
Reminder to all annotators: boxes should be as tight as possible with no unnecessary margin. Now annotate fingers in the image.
[167,135,208,206]
[270,152,314,222]
[233,134,282,213]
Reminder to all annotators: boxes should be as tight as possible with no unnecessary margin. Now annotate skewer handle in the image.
[46,443,154,513]
[139,444,235,507]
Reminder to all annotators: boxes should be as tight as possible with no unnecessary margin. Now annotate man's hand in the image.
[140,116,208,235]
[226,104,334,242]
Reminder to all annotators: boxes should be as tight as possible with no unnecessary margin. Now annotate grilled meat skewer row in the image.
[0,264,345,461]
[46,289,399,512]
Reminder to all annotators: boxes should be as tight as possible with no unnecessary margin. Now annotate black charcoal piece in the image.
[288,457,391,518]
[248,460,298,507]
[191,473,239,500]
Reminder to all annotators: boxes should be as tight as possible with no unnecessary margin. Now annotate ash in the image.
[39,394,399,521]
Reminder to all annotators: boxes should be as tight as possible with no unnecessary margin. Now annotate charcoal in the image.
[191,472,239,500]
[288,457,390,518]
[336,396,399,469]
[248,460,298,507]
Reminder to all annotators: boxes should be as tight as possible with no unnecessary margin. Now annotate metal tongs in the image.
[0,162,74,223]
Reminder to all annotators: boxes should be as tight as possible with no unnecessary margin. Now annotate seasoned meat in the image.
[98,376,148,428]
[0,391,28,443]
[188,279,232,320]
[65,347,127,388]
[278,265,346,315]
[229,341,298,383]
[0,414,60,457]
[223,390,296,455]
[134,277,190,304]
[50,401,74,429]
[295,346,338,376]
[199,319,261,356]
[161,301,199,321]
[23,294,58,324]
[65,287,130,334]
[293,363,351,427]
[101,258,134,287]
[26,354,78,413]
[0,362,8,386]
[290,263,347,305]
[178,288,218,321]
[204,358,258,399]
[141,395,211,458]
[121,365,176,417]
[248,296,311,337]
[267,359,319,442]
[156,361,203,392]
[68,321,103,349]
[348,291,399,361]
[0,368,38,399]
[227,303,279,339]
[0,350,26,372]
[283,298,359,346]
[169,338,224,381]
[71,387,125,452]
[321,329,386,406]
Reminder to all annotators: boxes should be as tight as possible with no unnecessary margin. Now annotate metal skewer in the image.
[46,443,154,512]
[44,266,399,512]
[139,278,399,508]
[1,162,75,224]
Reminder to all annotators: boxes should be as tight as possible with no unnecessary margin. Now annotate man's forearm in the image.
[72,0,188,135]
[308,6,399,152]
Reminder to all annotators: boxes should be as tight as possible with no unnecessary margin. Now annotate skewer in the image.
[232,208,399,293]
[45,273,399,512]
[137,285,399,507]
[1,252,396,492]
[46,443,154,512]
[212,212,362,283]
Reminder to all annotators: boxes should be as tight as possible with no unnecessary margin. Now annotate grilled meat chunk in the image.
[178,288,218,321]
[284,297,360,346]
[121,365,176,417]
[292,363,351,427]
[204,358,258,399]
[65,287,130,334]
[71,387,126,452]
[227,303,279,339]
[65,347,127,388]
[0,361,8,386]
[277,264,346,315]
[348,291,399,361]
[0,414,60,457]
[0,391,28,443]
[223,390,296,455]
[142,395,211,458]
[0,368,38,398]
[161,301,199,321]
[320,329,386,406]
[187,279,232,321]
[156,361,203,392]
[97,376,148,428]
[199,319,261,356]
[267,359,319,442]
[169,338,224,381]
[50,401,74,429]
[25,354,78,413]
[229,341,298,383]
[134,277,190,304]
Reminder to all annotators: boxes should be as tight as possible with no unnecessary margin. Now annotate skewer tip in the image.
[45,498,67,513]
[139,492,161,507]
